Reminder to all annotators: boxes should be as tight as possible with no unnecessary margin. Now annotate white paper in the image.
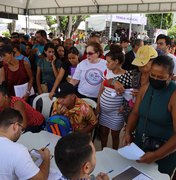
[133,174,152,180]
[122,88,133,101]
[14,82,35,97]
[118,143,145,160]
[30,149,43,167]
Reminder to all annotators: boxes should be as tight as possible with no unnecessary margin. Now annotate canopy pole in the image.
[129,14,132,40]
[25,15,28,34]
[109,14,112,40]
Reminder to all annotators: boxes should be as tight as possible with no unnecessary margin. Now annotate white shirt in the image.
[0,137,39,180]
[73,59,107,98]
[167,53,176,76]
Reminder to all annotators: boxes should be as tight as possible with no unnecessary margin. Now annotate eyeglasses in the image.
[17,123,25,133]
[86,52,96,56]
[10,122,25,133]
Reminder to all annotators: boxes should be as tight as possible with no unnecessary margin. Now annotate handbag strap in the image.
[142,87,154,142]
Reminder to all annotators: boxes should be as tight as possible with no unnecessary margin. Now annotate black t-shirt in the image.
[61,60,72,83]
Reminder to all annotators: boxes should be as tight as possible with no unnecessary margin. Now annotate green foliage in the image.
[45,15,89,36]
[2,31,10,38]
[147,13,173,29]
[45,16,57,27]
[168,25,176,37]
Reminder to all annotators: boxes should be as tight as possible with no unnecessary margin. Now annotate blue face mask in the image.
[149,77,167,90]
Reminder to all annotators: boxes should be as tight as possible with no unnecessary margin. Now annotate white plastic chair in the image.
[32,93,57,119]
[81,98,97,109]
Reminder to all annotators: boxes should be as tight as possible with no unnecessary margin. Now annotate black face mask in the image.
[149,77,167,90]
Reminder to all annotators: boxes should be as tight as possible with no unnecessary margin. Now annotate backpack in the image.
[46,115,73,136]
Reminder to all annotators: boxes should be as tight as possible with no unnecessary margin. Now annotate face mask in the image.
[149,77,167,90]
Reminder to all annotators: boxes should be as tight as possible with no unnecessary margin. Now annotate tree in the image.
[168,25,176,37]
[45,15,88,38]
[45,16,57,28]
[147,13,173,30]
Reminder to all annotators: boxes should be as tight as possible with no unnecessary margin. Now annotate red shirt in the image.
[10,96,44,127]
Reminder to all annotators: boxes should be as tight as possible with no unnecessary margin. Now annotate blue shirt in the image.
[15,55,30,65]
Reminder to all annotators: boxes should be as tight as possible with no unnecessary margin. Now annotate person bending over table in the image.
[0,85,44,132]
[52,82,97,134]
[123,55,176,176]
[0,108,50,180]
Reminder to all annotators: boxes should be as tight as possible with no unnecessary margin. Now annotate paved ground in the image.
[94,128,125,151]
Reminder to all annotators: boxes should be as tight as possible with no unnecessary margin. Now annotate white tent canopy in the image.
[0,0,176,16]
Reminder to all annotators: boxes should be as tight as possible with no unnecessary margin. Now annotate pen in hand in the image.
[106,170,114,174]
[43,143,50,150]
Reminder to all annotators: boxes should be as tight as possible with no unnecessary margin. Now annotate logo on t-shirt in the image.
[85,68,103,85]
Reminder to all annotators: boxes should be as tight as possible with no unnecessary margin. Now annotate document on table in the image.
[118,143,145,160]
[112,166,153,180]
[14,82,35,97]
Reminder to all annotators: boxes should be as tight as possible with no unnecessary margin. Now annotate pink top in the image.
[10,96,44,127]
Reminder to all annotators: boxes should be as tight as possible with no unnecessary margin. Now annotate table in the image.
[17,131,170,180]
[92,148,170,180]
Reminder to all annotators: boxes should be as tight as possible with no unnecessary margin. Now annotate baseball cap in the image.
[56,82,76,98]
[11,32,19,39]
[132,45,158,67]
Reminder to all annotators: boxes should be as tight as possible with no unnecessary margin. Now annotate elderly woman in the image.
[123,55,176,176]
[70,42,107,102]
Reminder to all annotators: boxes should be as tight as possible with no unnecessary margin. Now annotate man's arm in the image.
[30,148,50,180]
[80,105,98,134]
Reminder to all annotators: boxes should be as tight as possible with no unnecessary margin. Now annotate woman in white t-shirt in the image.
[70,42,107,102]
[97,45,126,149]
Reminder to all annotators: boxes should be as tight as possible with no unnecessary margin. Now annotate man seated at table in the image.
[52,82,97,133]
[0,108,50,180]
[55,132,109,180]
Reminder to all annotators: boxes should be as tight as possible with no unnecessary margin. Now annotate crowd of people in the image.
[0,29,176,179]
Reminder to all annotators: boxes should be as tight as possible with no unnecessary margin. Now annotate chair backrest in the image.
[32,93,57,119]
[81,98,97,109]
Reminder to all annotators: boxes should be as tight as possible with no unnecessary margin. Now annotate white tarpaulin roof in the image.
[87,14,147,31]
[1,0,176,15]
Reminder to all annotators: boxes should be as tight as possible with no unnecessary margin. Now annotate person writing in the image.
[123,55,176,176]
[0,108,50,180]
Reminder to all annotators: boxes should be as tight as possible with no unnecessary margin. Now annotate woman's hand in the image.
[52,55,56,63]
[114,81,125,95]
[49,91,55,100]
[137,151,158,164]
[122,134,133,146]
